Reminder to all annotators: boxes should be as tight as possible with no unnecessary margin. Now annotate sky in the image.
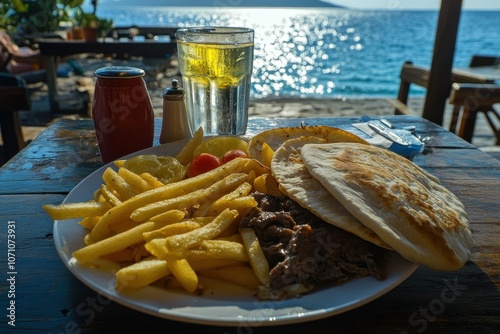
[323,0,500,10]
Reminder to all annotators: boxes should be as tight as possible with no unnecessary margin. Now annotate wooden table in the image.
[1,116,499,333]
[453,66,500,83]
[36,39,177,112]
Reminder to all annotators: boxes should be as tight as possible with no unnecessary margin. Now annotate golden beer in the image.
[176,27,254,135]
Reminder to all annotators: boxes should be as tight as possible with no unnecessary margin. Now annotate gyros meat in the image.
[240,193,387,300]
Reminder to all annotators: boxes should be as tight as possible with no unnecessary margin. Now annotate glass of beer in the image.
[175,27,254,136]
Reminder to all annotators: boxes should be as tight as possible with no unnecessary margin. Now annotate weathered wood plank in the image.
[0,121,102,194]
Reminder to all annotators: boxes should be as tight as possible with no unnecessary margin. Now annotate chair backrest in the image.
[399,62,430,88]
[469,55,499,68]
[0,30,17,54]
[395,61,429,106]
[0,31,13,72]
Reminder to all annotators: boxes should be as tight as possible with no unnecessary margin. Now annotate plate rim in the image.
[52,139,418,326]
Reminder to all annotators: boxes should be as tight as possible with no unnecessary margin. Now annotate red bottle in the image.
[92,66,154,163]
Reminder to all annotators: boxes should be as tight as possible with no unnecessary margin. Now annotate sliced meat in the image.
[240,193,388,300]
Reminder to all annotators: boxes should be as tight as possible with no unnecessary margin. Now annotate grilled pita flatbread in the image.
[248,125,368,163]
[271,136,392,249]
[300,142,473,271]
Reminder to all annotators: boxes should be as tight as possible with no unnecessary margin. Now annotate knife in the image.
[367,121,409,146]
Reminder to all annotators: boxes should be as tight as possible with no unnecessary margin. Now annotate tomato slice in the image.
[187,153,221,178]
[221,149,248,164]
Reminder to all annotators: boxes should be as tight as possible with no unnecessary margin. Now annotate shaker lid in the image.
[94,66,145,78]
[163,79,185,98]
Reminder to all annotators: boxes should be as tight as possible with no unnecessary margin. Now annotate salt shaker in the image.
[160,79,191,144]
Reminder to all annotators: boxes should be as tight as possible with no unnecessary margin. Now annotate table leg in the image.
[458,105,478,142]
[43,55,59,113]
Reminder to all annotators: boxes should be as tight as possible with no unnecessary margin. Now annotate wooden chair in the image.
[0,73,30,161]
[0,30,44,74]
[449,55,499,133]
[387,58,496,133]
[388,60,495,114]
[1,30,47,84]
[449,83,500,144]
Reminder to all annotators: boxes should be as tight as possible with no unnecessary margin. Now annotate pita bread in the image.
[271,136,392,249]
[300,142,473,271]
[248,125,368,163]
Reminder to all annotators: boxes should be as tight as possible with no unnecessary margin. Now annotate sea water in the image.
[96,6,500,99]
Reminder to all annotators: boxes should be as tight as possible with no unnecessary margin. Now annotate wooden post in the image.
[422,0,463,125]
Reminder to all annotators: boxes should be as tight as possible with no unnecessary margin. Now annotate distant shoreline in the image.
[97,5,497,12]
[97,4,500,12]
[100,0,344,8]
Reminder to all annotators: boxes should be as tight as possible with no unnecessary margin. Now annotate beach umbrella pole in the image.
[422,0,463,125]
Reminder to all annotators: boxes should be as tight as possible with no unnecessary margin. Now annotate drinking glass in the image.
[92,66,154,163]
[175,27,254,136]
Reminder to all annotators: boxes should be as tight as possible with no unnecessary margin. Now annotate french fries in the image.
[140,172,165,188]
[200,265,260,290]
[118,167,152,193]
[116,257,170,290]
[261,142,274,168]
[102,167,137,200]
[164,209,238,252]
[100,184,122,207]
[89,157,261,243]
[43,139,276,295]
[175,127,204,165]
[164,255,199,293]
[43,201,111,220]
[73,221,164,263]
[253,174,281,197]
[186,239,249,262]
[240,227,270,286]
[129,175,246,222]
[142,221,201,242]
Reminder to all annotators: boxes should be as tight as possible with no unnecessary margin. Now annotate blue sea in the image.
[96,6,500,99]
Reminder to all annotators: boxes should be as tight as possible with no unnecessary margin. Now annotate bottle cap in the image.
[94,66,145,78]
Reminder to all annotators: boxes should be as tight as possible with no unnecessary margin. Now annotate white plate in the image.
[53,139,418,326]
